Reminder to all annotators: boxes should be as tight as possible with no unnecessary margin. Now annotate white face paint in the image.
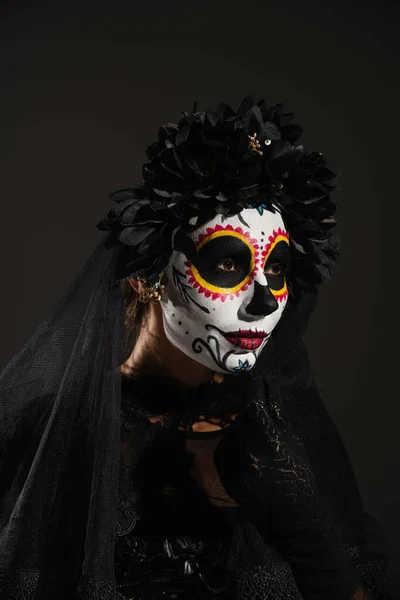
[160,207,290,374]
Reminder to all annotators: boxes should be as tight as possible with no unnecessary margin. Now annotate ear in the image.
[127,277,141,293]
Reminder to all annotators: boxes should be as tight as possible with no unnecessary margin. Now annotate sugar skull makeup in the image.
[160,207,290,374]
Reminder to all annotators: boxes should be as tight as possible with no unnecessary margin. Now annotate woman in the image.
[0,96,391,599]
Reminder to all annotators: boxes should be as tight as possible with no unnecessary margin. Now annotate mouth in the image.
[222,329,269,351]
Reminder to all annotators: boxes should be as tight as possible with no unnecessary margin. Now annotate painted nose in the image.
[245,281,279,317]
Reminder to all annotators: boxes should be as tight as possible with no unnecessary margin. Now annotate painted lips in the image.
[223,329,269,351]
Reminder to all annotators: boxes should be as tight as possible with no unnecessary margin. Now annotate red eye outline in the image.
[184,224,260,302]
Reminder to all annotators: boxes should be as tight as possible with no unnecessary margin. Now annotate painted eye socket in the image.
[186,228,258,296]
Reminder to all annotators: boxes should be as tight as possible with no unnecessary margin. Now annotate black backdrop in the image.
[0,0,399,595]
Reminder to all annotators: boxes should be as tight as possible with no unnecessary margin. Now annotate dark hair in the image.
[120,279,149,364]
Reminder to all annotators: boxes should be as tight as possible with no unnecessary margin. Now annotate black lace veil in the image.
[0,237,125,598]
[0,237,392,600]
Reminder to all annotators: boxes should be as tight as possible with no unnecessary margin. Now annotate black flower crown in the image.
[97,95,339,287]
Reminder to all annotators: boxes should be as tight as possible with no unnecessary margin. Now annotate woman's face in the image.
[160,207,290,373]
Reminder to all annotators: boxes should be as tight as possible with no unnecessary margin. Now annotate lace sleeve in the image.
[213,286,392,599]
[254,286,391,596]
[268,337,391,596]
[214,376,363,600]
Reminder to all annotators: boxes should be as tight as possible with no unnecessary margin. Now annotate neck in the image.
[122,302,214,389]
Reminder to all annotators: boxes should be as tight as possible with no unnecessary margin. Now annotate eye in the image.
[215,258,240,273]
[265,263,284,277]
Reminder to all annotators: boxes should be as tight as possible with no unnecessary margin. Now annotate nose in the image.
[244,281,279,318]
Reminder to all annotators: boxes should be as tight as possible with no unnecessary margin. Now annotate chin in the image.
[223,351,258,374]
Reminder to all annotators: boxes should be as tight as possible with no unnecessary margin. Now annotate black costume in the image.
[0,97,392,599]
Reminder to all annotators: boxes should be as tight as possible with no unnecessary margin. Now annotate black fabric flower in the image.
[97,188,199,280]
[97,96,339,286]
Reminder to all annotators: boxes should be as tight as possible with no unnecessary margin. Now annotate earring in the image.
[137,271,165,303]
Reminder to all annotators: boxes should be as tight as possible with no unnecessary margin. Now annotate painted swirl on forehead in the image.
[184,224,260,302]
[262,227,290,303]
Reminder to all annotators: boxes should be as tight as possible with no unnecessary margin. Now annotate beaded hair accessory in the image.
[137,272,165,303]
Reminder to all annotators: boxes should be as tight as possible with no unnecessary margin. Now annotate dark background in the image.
[1,0,399,594]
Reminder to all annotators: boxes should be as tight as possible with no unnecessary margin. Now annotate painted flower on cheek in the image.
[233,359,252,373]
